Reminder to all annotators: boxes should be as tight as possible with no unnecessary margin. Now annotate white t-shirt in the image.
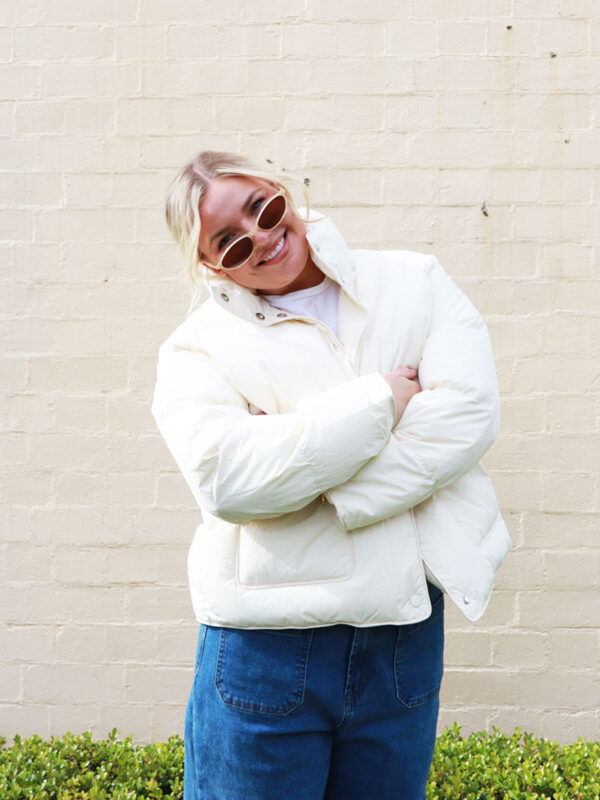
[263,277,341,336]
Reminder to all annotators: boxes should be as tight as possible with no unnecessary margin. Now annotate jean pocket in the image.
[394,591,444,708]
[192,624,208,685]
[215,628,313,715]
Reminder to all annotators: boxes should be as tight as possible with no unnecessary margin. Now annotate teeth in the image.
[262,235,284,262]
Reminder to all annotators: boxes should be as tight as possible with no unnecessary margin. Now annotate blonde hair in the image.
[165,151,310,287]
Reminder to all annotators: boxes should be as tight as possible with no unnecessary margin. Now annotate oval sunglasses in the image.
[201,190,288,271]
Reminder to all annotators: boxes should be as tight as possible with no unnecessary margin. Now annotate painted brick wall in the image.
[2,1,599,743]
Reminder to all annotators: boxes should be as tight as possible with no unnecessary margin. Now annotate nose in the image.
[249,228,272,262]
[252,227,270,244]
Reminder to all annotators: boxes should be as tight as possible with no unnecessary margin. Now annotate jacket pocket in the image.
[394,588,444,708]
[215,628,313,715]
[237,498,355,587]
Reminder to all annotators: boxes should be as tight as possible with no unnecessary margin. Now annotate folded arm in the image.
[151,344,395,524]
[325,256,500,530]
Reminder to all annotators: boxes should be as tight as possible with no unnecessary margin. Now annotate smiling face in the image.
[197,175,324,295]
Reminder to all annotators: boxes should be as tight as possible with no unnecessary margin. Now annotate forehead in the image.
[200,175,272,227]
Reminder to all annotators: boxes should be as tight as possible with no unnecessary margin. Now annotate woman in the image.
[152,151,511,799]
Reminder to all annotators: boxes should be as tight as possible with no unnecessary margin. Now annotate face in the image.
[198,175,323,295]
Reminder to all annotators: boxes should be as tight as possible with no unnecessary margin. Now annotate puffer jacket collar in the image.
[205,212,355,326]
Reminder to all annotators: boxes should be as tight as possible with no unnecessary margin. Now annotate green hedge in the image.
[428,725,600,800]
[0,729,182,800]
[1,725,599,799]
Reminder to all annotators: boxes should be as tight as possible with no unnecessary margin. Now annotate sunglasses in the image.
[202,190,288,271]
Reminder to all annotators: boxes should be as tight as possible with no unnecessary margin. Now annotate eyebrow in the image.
[209,189,259,246]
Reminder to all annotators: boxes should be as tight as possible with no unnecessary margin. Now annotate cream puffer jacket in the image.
[152,213,511,628]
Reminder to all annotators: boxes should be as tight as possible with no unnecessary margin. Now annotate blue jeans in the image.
[184,583,444,800]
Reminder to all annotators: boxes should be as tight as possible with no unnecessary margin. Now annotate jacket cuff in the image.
[297,372,395,487]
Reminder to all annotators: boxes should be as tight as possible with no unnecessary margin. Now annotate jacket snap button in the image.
[409,593,421,608]
[277,312,287,318]
[256,312,265,320]
[220,293,229,301]
[463,595,471,605]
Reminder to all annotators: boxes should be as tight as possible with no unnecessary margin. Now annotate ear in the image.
[198,250,222,275]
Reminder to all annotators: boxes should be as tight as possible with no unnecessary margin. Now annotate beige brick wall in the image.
[2,1,599,744]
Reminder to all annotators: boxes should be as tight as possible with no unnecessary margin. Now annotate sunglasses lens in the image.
[222,236,253,270]
[258,194,286,230]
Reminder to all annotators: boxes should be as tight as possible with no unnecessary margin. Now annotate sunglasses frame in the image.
[201,189,288,272]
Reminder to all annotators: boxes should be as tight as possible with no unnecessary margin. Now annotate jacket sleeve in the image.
[151,342,395,524]
[325,256,500,531]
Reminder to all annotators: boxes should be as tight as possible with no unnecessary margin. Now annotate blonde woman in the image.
[152,151,511,800]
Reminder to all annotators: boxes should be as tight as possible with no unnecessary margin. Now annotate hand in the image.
[383,366,421,428]
[248,403,266,415]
